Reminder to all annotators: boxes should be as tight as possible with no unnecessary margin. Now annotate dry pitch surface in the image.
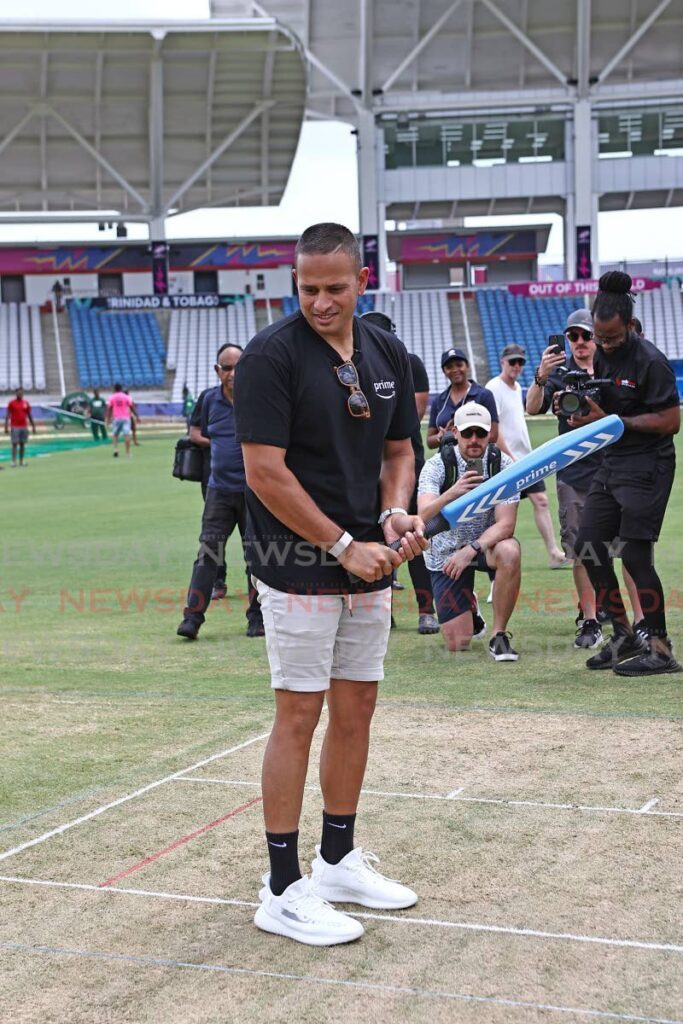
[1,702,681,1024]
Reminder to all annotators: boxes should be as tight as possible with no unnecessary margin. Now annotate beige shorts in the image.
[254,579,392,692]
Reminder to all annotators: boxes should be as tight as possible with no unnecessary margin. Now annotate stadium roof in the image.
[0,19,306,227]
[211,1,683,117]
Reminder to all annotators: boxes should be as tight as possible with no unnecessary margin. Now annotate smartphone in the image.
[548,334,566,357]
[466,458,484,476]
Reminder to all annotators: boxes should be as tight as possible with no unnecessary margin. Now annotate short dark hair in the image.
[113,382,122,391]
[592,271,634,326]
[216,343,243,362]
[295,223,362,272]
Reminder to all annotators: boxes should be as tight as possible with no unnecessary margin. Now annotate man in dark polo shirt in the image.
[176,343,262,640]
[188,388,227,600]
[572,272,680,675]
[234,222,427,947]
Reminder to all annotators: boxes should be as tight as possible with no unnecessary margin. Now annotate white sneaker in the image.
[254,875,363,946]
[311,846,417,909]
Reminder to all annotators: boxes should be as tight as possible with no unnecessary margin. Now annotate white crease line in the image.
[0,732,270,864]
[172,778,683,818]
[639,799,659,813]
[1,875,681,955]
[1,942,680,1024]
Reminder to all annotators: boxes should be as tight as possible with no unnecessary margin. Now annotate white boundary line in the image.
[0,732,270,864]
[1,940,680,1023]
[172,777,683,819]
[1,875,681,955]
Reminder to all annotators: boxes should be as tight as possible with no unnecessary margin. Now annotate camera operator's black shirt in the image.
[539,356,603,490]
[234,311,418,594]
[592,333,678,463]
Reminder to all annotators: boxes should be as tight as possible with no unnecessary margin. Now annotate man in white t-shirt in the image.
[486,344,568,569]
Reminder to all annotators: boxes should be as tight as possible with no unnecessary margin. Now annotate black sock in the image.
[320,811,356,865]
[265,830,301,896]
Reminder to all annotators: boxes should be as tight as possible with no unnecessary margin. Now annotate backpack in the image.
[439,432,502,494]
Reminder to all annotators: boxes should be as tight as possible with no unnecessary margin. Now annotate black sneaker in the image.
[585,630,646,670]
[211,580,227,600]
[246,620,265,638]
[596,607,610,625]
[177,618,200,640]
[574,619,603,649]
[488,631,519,662]
[613,646,682,676]
[472,610,487,640]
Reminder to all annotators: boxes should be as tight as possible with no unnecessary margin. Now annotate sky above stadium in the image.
[1,0,682,267]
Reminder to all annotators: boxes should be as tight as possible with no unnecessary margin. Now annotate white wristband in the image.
[329,531,353,559]
[378,507,408,527]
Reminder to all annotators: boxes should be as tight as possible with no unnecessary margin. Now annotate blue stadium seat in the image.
[68,306,166,388]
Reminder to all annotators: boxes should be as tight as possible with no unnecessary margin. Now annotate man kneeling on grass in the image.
[417,403,522,661]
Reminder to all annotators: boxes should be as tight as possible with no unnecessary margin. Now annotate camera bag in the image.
[172,437,205,482]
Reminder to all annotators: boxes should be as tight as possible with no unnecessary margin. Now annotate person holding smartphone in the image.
[526,309,645,649]
[418,402,521,661]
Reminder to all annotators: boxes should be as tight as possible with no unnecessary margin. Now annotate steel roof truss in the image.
[596,0,673,86]
[46,105,148,211]
[479,0,567,87]
[165,98,275,211]
[381,0,467,94]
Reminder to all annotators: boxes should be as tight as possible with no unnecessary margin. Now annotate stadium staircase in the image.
[0,303,47,393]
[448,293,489,384]
[167,298,257,401]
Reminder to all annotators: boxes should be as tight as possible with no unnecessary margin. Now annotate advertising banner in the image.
[576,226,592,279]
[507,278,661,298]
[70,294,249,311]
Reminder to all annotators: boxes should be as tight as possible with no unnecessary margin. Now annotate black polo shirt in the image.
[234,311,418,594]
[408,351,429,468]
[539,356,604,491]
[190,387,213,485]
[592,333,679,464]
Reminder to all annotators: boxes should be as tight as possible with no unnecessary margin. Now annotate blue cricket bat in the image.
[422,414,624,538]
[347,415,624,584]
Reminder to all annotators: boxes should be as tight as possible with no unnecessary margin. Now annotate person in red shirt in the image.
[4,388,36,467]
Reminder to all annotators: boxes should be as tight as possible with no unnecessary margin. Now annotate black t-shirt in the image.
[234,311,419,594]
[408,351,429,468]
[592,333,679,464]
[539,356,604,491]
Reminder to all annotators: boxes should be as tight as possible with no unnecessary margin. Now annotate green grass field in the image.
[1,423,681,1024]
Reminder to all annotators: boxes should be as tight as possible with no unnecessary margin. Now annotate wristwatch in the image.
[533,370,546,387]
[378,507,408,527]
[468,540,482,558]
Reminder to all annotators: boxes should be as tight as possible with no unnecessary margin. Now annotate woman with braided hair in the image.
[570,271,681,676]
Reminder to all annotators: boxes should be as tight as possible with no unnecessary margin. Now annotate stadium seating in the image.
[69,306,165,389]
[168,298,257,400]
[374,290,454,392]
[476,290,581,387]
[636,282,683,360]
[0,302,46,392]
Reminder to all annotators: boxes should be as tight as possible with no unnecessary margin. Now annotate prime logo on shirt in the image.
[616,378,637,389]
[373,379,396,399]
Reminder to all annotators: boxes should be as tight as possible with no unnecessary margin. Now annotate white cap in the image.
[453,402,492,432]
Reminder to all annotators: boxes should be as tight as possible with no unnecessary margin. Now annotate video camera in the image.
[556,369,612,418]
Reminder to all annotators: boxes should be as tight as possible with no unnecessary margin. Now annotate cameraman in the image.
[526,309,644,650]
[571,272,680,676]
